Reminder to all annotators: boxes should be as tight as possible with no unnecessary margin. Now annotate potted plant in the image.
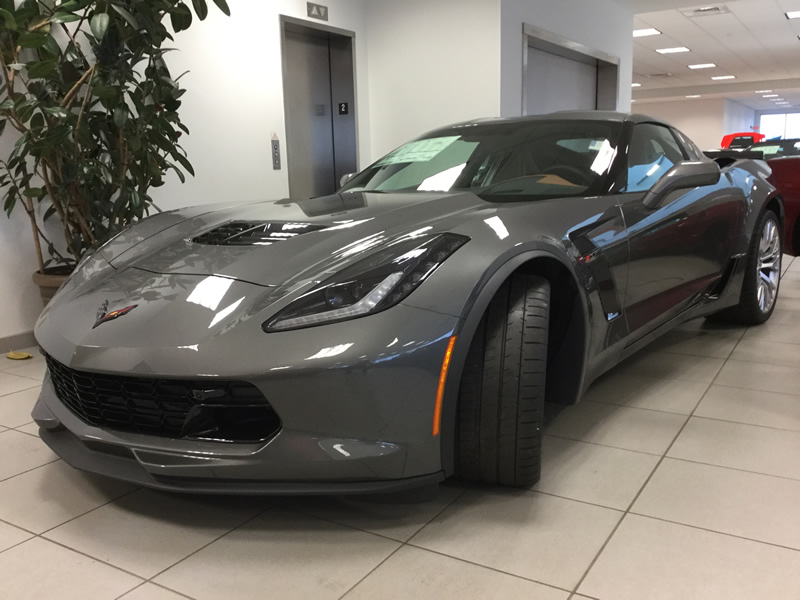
[0,0,229,304]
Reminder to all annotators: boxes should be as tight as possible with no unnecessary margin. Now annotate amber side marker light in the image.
[433,335,458,436]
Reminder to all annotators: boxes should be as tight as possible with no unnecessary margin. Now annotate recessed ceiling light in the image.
[686,95,702,98]
[633,28,662,37]
[711,75,736,80]
[772,98,785,101]
[786,11,800,19]
[656,47,690,54]
[755,90,772,94]
[763,94,779,97]
[632,83,642,88]
[688,63,716,69]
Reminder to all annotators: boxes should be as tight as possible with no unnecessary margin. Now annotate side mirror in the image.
[643,161,721,209]
[339,173,357,189]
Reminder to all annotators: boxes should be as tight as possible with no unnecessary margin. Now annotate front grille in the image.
[45,354,280,442]
[192,221,326,246]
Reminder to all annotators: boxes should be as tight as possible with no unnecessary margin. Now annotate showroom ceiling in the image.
[631,0,800,110]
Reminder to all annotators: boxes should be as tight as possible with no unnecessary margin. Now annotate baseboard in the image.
[0,330,36,352]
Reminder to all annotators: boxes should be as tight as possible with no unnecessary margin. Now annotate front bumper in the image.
[33,303,458,494]
[34,382,446,495]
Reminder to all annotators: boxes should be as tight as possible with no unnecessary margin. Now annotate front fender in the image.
[430,247,592,478]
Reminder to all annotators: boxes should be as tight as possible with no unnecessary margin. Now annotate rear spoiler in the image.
[704,150,764,160]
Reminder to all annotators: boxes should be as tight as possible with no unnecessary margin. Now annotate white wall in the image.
[635,98,727,150]
[365,0,502,159]
[723,99,756,137]
[500,0,634,117]
[149,0,372,212]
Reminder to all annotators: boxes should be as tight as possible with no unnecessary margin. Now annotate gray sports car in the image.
[33,112,784,494]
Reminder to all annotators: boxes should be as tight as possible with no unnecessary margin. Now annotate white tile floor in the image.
[1,255,799,599]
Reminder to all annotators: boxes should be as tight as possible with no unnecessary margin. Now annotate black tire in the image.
[456,273,550,487]
[710,210,782,325]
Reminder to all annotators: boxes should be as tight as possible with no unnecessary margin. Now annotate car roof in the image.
[447,111,673,129]
[751,138,800,145]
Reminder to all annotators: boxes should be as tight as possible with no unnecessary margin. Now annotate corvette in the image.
[33,112,784,494]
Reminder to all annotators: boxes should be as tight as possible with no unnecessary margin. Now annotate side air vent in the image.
[192,221,326,246]
[681,5,730,17]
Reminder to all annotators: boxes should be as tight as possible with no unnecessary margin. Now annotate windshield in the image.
[341,120,623,201]
[749,140,800,159]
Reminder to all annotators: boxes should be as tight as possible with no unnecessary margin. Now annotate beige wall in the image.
[636,98,728,150]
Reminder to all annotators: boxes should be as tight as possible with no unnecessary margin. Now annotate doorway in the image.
[281,17,357,198]
[523,25,620,116]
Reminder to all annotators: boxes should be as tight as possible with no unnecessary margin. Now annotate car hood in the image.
[110,191,486,288]
[36,191,482,366]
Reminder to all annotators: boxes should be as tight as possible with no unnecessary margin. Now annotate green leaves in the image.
[90,12,109,39]
[112,105,127,128]
[0,7,16,30]
[0,0,230,267]
[26,60,57,79]
[170,3,192,32]
[191,0,207,21]
[50,11,82,23]
[110,4,138,29]
[18,32,49,48]
[212,0,230,16]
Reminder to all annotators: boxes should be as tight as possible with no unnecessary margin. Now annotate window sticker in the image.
[376,136,461,165]
[758,145,782,155]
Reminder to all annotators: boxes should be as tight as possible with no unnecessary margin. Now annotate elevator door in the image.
[283,25,357,198]
[526,46,598,115]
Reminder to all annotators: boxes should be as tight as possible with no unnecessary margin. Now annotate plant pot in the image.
[32,267,71,307]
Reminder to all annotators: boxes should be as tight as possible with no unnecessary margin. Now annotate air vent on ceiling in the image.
[646,73,674,79]
[681,4,731,18]
[192,221,326,246]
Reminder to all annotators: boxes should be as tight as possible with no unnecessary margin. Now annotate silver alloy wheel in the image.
[756,218,781,314]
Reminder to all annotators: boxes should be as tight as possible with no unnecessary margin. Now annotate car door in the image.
[619,123,743,335]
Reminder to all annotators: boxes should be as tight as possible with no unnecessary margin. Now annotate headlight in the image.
[264,233,468,332]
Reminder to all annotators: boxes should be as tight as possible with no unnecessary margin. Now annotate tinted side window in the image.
[672,128,704,161]
[625,123,686,193]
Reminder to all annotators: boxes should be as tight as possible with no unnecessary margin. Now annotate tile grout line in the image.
[543,432,665,457]
[143,503,274,585]
[0,456,61,484]
[625,512,800,556]
[566,332,733,596]
[581,397,700,417]
[335,484,472,600]
[401,540,577,597]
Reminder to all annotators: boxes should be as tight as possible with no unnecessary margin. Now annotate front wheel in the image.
[455,274,550,488]
[712,210,782,325]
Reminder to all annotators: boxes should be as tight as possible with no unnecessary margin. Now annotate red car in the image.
[748,139,800,255]
[721,132,766,149]
[767,157,800,255]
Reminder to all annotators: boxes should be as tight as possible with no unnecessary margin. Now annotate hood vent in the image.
[192,221,327,246]
[681,5,730,18]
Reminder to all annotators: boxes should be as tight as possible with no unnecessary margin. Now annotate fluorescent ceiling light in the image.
[711,75,736,80]
[632,83,642,87]
[772,98,785,101]
[686,95,701,98]
[656,47,690,54]
[786,11,800,19]
[633,28,662,37]
[763,94,779,97]
[688,63,716,69]
[755,90,772,94]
